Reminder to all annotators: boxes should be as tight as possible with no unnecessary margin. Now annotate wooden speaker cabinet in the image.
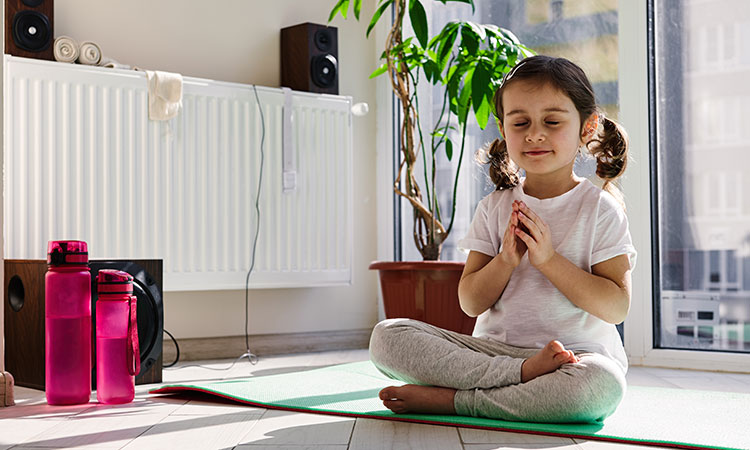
[281,22,338,95]
[5,0,54,60]
[4,259,163,390]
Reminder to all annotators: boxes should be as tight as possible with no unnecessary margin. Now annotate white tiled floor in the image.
[1,349,748,449]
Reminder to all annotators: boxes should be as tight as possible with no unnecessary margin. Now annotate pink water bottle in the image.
[95,270,139,404]
[45,240,92,405]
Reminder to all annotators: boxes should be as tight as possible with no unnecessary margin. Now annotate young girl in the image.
[369,55,636,423]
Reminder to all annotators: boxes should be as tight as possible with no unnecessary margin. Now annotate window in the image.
[399,0,620,262]
[653,0,750,353]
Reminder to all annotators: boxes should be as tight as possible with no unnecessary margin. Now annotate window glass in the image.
[654,0,750,352]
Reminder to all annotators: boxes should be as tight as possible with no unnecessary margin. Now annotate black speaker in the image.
[4,260,46,389]
[3,259,163,390]
[281,22,338,95]
[5,0,54,60]
[90,260,164,388]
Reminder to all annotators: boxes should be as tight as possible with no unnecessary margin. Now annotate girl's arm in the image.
[515,201,631,324]
[537,253,631,324]
[458,251,515,317]
[459,206,529,317]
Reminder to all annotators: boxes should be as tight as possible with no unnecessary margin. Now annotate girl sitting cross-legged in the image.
[370,55,636,424]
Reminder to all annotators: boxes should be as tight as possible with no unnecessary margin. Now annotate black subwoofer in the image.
[281,22,339,95]
[5,0,54,60]
[90,260,164,388]
[3,259,163,390]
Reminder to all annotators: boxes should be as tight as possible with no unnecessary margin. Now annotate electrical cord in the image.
[164,84,266,371]
[163,329,180,368]
[239,84,266,365]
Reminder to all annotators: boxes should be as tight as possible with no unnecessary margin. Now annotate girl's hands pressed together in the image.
[514,201,556,268]
[498,202,528,268]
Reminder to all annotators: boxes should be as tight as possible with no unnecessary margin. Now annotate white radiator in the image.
[3,56,353,291]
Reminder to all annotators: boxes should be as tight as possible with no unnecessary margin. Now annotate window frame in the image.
[621,0,750,372]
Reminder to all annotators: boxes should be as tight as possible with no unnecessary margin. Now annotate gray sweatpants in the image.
[369,318,626,423]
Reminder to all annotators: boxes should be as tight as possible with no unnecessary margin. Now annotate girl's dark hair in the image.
[477,55,629,203]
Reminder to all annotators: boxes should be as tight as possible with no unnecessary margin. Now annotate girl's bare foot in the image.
[378,385,456,415]
[521,340,579,383]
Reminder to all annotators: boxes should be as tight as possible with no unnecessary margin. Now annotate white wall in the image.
[50,0,380,338]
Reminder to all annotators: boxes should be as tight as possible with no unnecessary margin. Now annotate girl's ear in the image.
[581,113,600,141]
[498,120,505,140]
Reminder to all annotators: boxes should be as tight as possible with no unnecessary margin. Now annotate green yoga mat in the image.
[150,361,749,450]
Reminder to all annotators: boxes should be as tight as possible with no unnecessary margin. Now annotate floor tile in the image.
[624,368,680,388]
[238,409,355,446]
[464,444,581,450]
[459,428,574,445]
[574,439,676,449]
[349,418,462,450]
[236,446,347,450]
[121,410,263,450]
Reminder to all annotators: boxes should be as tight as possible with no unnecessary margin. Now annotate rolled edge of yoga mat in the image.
[53,36,79,63]
[77,41,102,65]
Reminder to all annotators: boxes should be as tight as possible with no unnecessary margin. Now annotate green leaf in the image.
[466,21,486,41]
[366,0,393,37]
[436,26,459,74]
[446,0,475,13]
[409,0,429,49]
[471,60,490,114]
[475,96,491,130]
[460,24,479,55]
[447,64,464,102]
[500,28,521,45]
[457,71,473,123]
[369,63,388,78]
[423,59,441,82]
[328,0,350,22]
[445,139,454,161]
[353,0,362,20]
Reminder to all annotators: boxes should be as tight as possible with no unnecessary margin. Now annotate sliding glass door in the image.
[653,0,750,353]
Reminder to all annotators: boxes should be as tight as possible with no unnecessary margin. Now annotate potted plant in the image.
[330,0,532,333]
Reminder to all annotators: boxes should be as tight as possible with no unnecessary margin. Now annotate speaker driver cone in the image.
[12,11,51,52]
[311,54,337,89]
[314,29,333,52]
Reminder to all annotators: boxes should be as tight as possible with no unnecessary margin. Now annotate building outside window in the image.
[654,0,750,353]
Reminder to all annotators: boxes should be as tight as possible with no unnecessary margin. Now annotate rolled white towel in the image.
[53,36,79,63]
[77,41,102,65]
[98,57,132,70]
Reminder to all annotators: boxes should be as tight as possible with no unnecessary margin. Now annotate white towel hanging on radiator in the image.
[142,69,183,120]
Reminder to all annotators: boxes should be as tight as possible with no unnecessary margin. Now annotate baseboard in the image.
[1,372,15,407]
[163,328,372,363]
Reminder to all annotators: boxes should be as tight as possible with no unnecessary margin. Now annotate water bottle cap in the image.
[47,240,88,265]
[96,269,134,295]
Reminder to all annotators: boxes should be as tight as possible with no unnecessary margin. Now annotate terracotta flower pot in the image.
[369,261,476,335]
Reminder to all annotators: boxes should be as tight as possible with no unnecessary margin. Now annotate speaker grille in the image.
[12,11,51,52]
[314,29,333,52]
[311,54,337,89]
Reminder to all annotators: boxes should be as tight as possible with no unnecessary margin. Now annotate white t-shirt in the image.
[457,177,636,373]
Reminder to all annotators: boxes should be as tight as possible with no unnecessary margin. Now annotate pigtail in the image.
[586,116,629,208]
[476,138,520,190]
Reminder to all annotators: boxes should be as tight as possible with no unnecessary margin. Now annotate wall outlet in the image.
[0,372,15,407]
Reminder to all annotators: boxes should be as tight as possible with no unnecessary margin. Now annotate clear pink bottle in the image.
[45,240,92,405]
[95,270,139,404]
